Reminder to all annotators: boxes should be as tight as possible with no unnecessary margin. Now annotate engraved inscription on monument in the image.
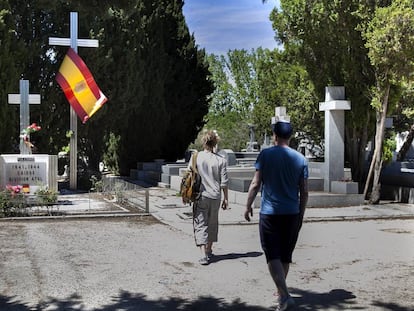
[0,154,57,192]
[6,157,47,185]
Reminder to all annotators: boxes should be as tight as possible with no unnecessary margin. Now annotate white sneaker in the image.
[198,256,209,265]
[275,296,295,311]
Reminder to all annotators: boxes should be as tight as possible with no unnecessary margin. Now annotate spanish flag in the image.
[56,48,107,123]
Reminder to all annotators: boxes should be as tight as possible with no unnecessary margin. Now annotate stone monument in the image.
[0,154,57,193]
[319,86,351,192]
[1,80,58,193]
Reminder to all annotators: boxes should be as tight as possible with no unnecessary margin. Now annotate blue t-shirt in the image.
[255,145,308,215]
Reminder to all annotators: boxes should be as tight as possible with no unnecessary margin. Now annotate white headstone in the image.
[0,154,58,193]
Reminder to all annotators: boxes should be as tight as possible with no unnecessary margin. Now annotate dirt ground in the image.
[0,216,413,310]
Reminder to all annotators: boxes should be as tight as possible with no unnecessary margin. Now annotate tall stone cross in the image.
[49,12,99,190]
[8,80,41,154]
[319,86,351,191]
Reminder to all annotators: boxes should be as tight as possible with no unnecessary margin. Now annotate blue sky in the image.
[183,0,280,55]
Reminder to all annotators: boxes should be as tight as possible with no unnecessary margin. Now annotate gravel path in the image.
[0,217,413,310]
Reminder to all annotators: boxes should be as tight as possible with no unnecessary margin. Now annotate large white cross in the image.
[8,79,41,154]
[49,12,99,190]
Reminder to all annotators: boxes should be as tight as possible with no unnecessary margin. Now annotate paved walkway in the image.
[1,188,413,310]
[146,188,414,233]
[4,187,413,230]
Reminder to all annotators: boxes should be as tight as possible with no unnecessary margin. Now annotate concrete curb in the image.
[0,213,152,222]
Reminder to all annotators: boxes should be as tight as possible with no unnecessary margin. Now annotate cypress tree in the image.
[0,0,213,178]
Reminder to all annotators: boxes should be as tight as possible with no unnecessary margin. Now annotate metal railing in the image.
[0,177,151,218]
[94,176,150,213]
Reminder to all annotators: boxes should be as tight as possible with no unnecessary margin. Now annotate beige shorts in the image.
[193,197,220,246]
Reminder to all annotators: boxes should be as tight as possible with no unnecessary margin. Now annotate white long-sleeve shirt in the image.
[189,150,228,200]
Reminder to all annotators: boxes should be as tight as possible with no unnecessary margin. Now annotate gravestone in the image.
[0,154,58,193]
[3,80,58,193]
[218,149,237,166]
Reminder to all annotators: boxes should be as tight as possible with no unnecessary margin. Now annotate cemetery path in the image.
[0,216,412,310]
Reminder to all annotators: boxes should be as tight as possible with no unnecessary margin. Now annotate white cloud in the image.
[184,0,280,55]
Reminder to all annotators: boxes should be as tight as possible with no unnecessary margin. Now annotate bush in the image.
[0,190,27,217]
[34,187,58,205]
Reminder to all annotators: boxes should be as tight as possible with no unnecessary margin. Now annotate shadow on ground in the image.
[0,289,411,310]
[289,288,412,310]
[209,251,263,263]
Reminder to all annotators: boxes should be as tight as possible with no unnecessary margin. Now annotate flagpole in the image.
[69,12,78,190]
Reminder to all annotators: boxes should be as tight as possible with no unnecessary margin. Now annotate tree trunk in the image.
[363,151,376,200]
[364,83,390,204]
[370,155,383,204]
[396,124,414,161]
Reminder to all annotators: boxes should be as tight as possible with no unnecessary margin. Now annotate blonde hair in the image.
[201,130,219,151]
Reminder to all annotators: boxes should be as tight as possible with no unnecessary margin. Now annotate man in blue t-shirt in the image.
[245,120,308,311]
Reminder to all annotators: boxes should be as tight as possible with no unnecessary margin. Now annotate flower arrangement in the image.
[6,184,23,196]
[20,123,41,149]
[1,185,26,217]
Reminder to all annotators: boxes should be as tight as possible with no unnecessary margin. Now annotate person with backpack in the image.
[245,120,308,311]
[189,130,229,265]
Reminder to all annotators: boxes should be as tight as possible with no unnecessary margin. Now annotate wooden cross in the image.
[8,80,41,154]
[49,12,99,190]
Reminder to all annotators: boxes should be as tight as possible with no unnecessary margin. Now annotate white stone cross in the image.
[48,12,99,190]
[319,86,351,191]
[8,80,41,154]
[272,106,291,124]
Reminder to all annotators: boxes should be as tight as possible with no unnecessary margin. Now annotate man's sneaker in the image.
[275,296,295,311]
[198,256,209,265]
[206,251,213,259]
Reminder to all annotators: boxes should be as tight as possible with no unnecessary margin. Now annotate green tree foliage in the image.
[0,0,212,178]
[395,80,414,161]
[362,0,414,203]
[270,0,379,183]
[255,47,321,145]
[205,50,259,151]
[205,47,321,153]
[79,0,212,174]
[0,0,87,157]
[0,1,19,153]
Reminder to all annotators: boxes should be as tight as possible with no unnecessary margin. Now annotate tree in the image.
[269,0,378,185]
[255,47,322,146]
[0,0,73,155]
[205,50,260,151]
[205,47,321,152]
[86,0,212,174]
[395,79,414,161]
[0,1,19,153]
[0,0,213,180]
[362,0,414,203]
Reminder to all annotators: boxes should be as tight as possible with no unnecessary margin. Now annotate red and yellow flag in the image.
[56,48,107,123]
